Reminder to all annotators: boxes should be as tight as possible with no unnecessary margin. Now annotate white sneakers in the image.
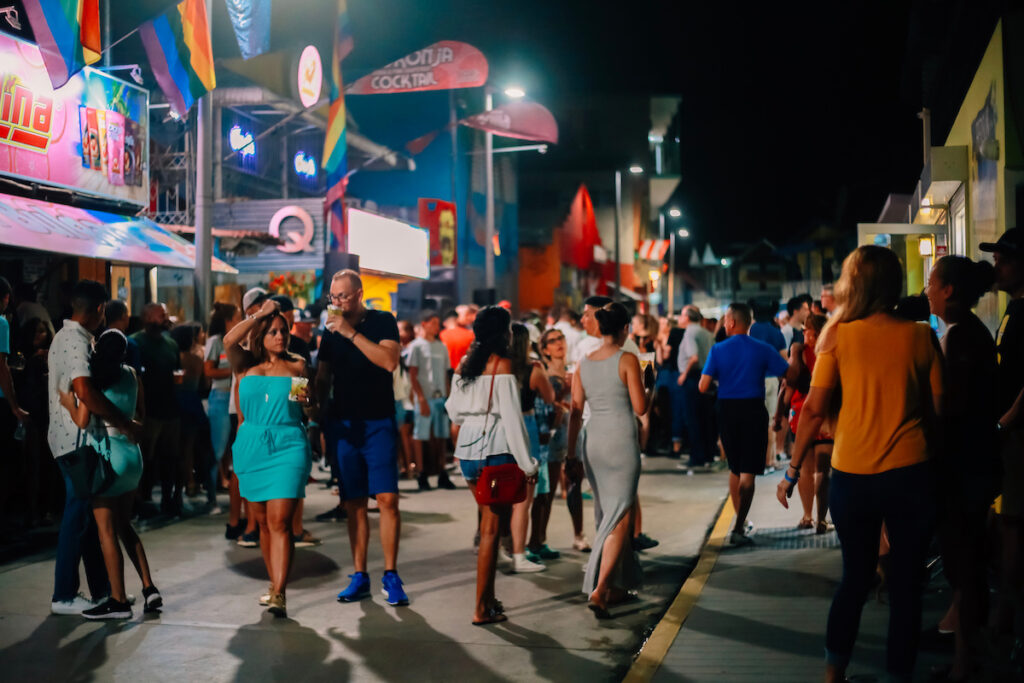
[572,535,592,552]
[50,593,95,615]
[512,553,547,573]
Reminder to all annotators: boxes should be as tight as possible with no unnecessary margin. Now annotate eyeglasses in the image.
[542,335,565,345]
[328,291,359,303]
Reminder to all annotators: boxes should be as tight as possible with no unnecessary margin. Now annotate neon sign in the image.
[229,125,255,157]
[293,151,316,178]
[296,46,322,108]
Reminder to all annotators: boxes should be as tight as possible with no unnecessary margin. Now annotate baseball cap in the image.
[979,227,1024,256]
[270,294,294,313]
[242,287,269,311]
[294,309,316,324]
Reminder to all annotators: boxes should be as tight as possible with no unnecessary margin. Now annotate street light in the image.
[629,165,644,175]
[503,86,526,98]
[669,208,682,218]
[678,228,690,238]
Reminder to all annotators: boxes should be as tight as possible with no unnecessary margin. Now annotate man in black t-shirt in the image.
[981,227,1024,635]
[315,269,407,606]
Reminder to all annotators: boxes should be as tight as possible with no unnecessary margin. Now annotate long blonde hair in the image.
[817,245,903,354]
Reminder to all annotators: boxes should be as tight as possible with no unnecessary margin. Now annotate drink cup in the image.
[173,369,185,385]
[289,376,309,402]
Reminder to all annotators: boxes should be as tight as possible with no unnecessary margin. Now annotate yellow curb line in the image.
[623,498,736,683]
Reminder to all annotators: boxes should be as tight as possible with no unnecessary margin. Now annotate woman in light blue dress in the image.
[59,329,161,620]
[223,299,314,617]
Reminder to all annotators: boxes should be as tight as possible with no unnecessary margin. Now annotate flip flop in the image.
[797,519,814,530]
[472,612,508,627]
[587,602,612,620]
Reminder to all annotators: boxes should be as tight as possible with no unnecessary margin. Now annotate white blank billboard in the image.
[346,208,430,280]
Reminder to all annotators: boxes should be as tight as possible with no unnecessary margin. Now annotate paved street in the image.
[0,458,727,682]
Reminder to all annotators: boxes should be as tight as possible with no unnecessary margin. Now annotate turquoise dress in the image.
[89,366,143,498]
[233,376,311,502]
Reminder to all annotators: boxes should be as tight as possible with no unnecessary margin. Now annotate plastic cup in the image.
[173,369,185,384]
[289,377,309,402]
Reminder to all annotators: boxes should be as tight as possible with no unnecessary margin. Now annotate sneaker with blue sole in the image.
[337,572,371,602]
[381,572,409,606]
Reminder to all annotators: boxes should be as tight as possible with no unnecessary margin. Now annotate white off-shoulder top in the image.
[445,373,538,476]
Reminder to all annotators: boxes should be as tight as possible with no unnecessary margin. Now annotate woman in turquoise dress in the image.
[59,329,161,620]
[224,299,314,617]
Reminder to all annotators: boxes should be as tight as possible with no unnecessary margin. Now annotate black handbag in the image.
[57,428,117,499]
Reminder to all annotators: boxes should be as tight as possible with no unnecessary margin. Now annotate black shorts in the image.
[717,398,768,476]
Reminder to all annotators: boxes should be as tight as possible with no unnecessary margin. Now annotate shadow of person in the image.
[489,619,623,682]
[224,548,341,588]
[328,599,510,683]
[226,611,351,683]
[0,613,132,680]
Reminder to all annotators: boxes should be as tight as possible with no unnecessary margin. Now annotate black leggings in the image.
[826,462,936,679]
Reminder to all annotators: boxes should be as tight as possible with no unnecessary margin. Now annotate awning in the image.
[0,192,238,273]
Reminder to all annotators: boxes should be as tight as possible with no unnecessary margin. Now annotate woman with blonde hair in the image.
[777,245,943,682]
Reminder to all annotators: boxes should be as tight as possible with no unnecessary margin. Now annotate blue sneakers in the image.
[337,572,371,602]
[381,571,409,606]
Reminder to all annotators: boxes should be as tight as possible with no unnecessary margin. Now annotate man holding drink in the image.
[315,270,409,606]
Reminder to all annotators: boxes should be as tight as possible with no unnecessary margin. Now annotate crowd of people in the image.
[0,229,1021,680]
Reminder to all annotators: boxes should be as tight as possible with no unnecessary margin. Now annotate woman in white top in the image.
[446,306,538,626]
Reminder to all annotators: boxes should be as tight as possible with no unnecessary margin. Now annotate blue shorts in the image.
[524,413,549,495]
[394,400,408,426]
[459,453,516,482]
[413,396,450,441]
[327,418,398,500]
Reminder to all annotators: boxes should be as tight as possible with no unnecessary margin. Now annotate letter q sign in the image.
[269,206,315,253]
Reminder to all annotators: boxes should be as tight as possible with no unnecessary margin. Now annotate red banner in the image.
[459,101,558,144]
[346,41,487,95]
[418,198,457,266]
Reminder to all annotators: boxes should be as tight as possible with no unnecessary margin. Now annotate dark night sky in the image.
[117,0,1002,246]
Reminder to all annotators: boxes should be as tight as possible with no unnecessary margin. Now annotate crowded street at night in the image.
[0,1,1023,681]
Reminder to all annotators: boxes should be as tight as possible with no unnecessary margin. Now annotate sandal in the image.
[587,601,612,620]
[472,606,508,626]
[797,519,814,530]
[816,521,834,535]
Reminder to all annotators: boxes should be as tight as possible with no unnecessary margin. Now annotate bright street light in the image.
[504,86,526,98]
[668,208,682,218]
[678,228,690,238]
[629,165,644,174]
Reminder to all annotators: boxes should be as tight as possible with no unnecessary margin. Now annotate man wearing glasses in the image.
[315,270,408,606]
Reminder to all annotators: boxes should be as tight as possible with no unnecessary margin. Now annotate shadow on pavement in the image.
[0,614,140,680]
[224,548,341,587]
[706,560,837,598]
[227,611,351,682]
[328,600,511,683]
[491,619,628,682]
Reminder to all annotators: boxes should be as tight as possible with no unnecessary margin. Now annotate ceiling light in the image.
[504,86,526,98]
[629,165,644,174]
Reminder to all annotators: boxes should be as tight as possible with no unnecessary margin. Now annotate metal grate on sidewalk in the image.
[739,525,842,551]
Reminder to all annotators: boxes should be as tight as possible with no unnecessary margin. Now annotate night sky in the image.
[116,0,1002,246]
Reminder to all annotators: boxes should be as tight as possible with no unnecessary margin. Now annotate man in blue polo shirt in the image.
[700,303,790,545]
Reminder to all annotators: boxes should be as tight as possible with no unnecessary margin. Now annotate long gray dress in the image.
[580,349,642,595]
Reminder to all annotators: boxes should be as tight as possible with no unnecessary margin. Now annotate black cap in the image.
[979,227,1024,256]
[270,294,294,313]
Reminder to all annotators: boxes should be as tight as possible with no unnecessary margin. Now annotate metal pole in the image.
[669,231,676,316]
[213,105,222,200]
[193,0,213,323]
[484,89,495,290]
[102,0,112,67]
[449,89,460,299]
[614,170,622,301]
[281,133,289,199]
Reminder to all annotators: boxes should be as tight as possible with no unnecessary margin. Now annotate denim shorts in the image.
[459,453,516,482]
[413,396,451,440]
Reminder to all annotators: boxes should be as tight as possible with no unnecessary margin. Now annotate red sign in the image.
[0,74,53,152]
[418,198,457,266]
[459,101,558,144]
[346,41,488,95]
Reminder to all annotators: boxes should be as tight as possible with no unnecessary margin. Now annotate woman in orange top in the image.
[777,245,943,683]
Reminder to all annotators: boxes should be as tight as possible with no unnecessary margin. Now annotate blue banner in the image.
[224,0,270,60]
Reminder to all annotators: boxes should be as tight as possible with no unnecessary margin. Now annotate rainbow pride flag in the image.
[23,0,101,88]
[140,0,216,117]
[322,0,352,175]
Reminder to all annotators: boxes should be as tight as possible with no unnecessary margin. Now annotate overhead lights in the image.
[629,165,644,174]
[668,208,681,218]
[504,86,526,98]
[678,229,690,238]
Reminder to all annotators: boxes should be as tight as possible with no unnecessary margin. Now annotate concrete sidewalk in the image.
[649,470,952,683]
[0,458,726,682]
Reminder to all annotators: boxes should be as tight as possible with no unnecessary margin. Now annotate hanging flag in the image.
[460,101,558,144]
[223,0,270,60]
[323,0,352,250]
[22,0,101,88]
[346,41,487,95]
[140,0,216,117]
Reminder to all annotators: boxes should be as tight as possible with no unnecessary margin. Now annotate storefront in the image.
[346,208,429,318]
[0,33,235,322]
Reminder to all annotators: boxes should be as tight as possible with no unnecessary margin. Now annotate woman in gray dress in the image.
[568,303,653,618]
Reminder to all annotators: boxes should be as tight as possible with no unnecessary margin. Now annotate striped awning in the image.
[637,239,669,261]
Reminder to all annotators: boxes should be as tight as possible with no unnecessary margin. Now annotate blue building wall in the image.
[345,90,519,303]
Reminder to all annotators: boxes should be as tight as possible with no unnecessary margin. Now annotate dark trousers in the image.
[663,370,687,443]
[52,468,110,602]
[826,462,936,679]
[680,374,713,466]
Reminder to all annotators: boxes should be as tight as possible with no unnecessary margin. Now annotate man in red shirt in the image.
[439,304,476,370]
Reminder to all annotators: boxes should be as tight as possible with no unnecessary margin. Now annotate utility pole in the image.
[614,170,622,301]
[192,0,213,322]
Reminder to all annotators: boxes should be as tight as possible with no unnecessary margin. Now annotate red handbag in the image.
[471,367,528,506]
